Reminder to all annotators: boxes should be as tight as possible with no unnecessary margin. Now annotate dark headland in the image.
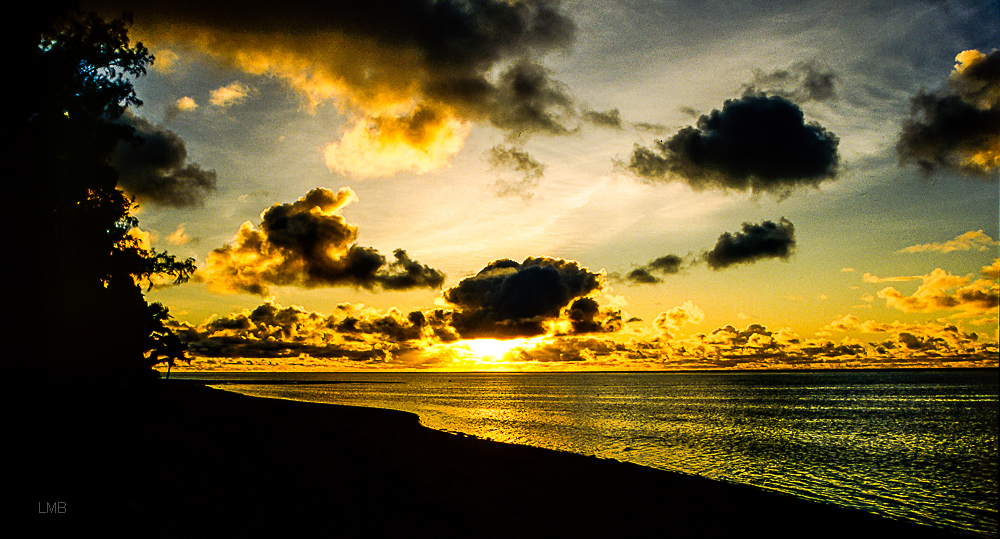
[22,380,976,538]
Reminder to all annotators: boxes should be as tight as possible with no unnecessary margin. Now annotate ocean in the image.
[173,369,998,537]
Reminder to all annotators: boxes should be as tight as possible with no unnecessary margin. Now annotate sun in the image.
[460,338,533,360]
[422,337,549,370]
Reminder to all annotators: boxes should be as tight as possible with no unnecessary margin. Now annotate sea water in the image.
[174,369,998,537]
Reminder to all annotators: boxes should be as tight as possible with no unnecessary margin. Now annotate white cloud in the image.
[210,81,251,107]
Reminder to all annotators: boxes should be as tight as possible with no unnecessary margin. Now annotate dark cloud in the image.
[100,0,582,138]
[442,257,607,338]
[702,218,796,269]
[200,188,444,294]
[896,49,999,179]
[483,60,578,136]
[582,108,623,129]
[647,254,685,273]
[622,220,797,283]
[489,144,545,198]
[564,297,622,334]
[625,254,685,285]
[112,112,217,207]
[624,95,839,196]
[95,0,575,65]
[679,107,700,118]
[632,121,669,134]
[624,268,658,284]
[743,61,838,102]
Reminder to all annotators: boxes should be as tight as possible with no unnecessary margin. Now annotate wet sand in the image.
[23,380,971,537]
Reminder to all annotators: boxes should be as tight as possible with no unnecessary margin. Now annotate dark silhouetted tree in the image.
[16,4,195,380]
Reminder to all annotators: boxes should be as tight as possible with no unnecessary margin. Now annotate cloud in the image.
[654,301,705,340]
[175,96,197,111]
[665,322,872,366]
[170,300,450,365]
[742,61,837,102]
[481,60,578,136]
[875,264,999,315]
[897,230,999,253]
[209,81,251,107]
[862,272,923,283]
[563,297,622,335]
[631,121,669,134]
[622,219,797,283]
[150,48,179,72]
[169,299,997,371]
[128,226,154,251]
[820,315,996,362]
[488,144,545,199]
[170,293,625,369]
[983,259,1000,281]
[496,336,628,364]
[165,96,198,120]
[198,187,444,294]
[441,257,612,338]
[664,316,996,368]
[166,223,192,246]
[896,49,1000,179]
[324,106,469,178]
[703,218,796,269]
[582,108,623,129]
[111,112,217,207]
[117,0,579,177]
[623,95,839,196]
[624,254,685,284]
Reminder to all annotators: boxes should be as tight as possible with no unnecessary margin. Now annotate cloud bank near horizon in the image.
[167,297,998,371]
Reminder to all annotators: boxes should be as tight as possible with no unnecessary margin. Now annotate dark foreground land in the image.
[22,380,974,537]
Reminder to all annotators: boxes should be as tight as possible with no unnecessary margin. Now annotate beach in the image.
[24,380,973,537]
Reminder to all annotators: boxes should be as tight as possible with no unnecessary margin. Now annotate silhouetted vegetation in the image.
[17,3,194,380]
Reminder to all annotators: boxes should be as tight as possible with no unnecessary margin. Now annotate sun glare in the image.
[432,337,548,370]
[462,338,530,359]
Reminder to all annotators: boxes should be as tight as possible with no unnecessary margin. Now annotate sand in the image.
[22,380,971,537]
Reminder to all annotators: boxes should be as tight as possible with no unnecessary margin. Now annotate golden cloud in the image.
[166,223,191,246]
[982,259,1000,281]
[209,81,251,107]
[898,230,999,253]
[653,301,705,340]
[874,263,999,314]
[324,105,470,178]
[953,50,1000,110]
[175,96,198,111]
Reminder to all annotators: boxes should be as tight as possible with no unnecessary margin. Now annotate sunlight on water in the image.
[182,369,999,538]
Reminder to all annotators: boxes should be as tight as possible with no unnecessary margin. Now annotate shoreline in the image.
[25,380,977,537]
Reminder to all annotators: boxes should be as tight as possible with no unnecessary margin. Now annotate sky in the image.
[88,0,998,371]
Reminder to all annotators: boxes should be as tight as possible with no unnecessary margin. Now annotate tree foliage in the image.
[18,4,195,379]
